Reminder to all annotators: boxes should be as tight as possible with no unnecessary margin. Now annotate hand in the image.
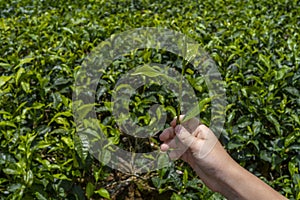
[159,116,234,191]
[159,116,287,200]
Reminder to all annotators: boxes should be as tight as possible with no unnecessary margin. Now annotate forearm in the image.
[193,158,287,200]
[222,162,287,200]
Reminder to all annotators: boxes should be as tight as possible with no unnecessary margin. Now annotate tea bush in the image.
[0,0,299,199]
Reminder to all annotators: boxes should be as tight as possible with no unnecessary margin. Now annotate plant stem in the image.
[177,59,187,125]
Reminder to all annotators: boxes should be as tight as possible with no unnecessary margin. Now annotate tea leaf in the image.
[182,98,211,123]
[0,76,12,88]
[95,188,111,199]
[131,65,165,77]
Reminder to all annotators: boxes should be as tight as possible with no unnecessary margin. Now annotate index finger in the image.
[159,127,175,141]
[170,115,200,133]
[170,115,185,128]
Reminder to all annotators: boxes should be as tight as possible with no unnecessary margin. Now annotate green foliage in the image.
[0,0,299,199]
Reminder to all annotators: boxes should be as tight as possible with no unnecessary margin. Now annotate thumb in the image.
[175,125,196,148]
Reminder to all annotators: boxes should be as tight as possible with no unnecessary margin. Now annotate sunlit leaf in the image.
[95,188,111,199]
[0,76,12,88]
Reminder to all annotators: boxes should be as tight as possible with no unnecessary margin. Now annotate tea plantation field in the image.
[0,0,299,199]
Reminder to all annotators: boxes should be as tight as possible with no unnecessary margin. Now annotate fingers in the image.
[159,127,175,142]
[192,124,208,139]
[170,115,200,133]
[174,125,197,148]
[181,118,200,133]
[160,120,220,161]
[159,127,175,152]
[160,143,170,151]
[160,125,197,159]
[170,115,185,127]
[161,133,187,160]
[159,124,210,151]
[160,119,200,153]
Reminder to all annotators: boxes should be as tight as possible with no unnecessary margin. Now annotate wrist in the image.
[190,149,240,195]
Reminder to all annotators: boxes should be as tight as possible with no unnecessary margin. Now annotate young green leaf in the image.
[86,182,95,199]
[131,65,165,77]
[182,97,211,123]
[0,76,12,88]
[95,188,111,199]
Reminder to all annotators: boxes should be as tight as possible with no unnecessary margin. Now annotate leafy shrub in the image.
[0,0,299,199]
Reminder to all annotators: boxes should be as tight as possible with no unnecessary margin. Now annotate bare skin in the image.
[159,116,287,200]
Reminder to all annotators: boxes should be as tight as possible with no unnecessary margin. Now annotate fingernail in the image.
[175,125,182,134]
